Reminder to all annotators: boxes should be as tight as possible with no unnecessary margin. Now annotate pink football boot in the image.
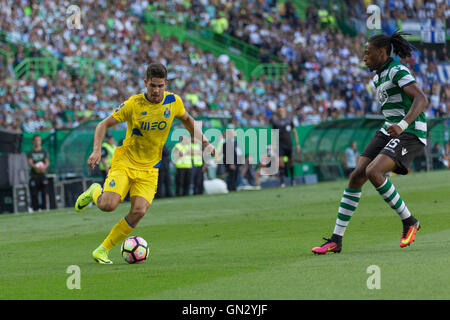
[312,238,342,254]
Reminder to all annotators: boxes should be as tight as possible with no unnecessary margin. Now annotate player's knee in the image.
[98,200,118,212]
[365,164,380,181]
[349,167,365,183]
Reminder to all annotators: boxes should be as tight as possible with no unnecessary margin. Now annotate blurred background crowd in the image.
[0,0,449,134]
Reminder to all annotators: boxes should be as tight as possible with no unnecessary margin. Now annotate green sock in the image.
[333,188,362,237]
[376,178,411,220]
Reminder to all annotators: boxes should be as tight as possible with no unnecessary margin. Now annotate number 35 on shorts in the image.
[386,138,400,149]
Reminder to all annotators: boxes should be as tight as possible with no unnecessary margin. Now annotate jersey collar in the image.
[144,93,154,103]
[376,57,393,75]
[144,92,164,105]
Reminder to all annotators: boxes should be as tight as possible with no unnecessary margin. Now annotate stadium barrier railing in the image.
[7,55,114,81]
[1,29,115,81]
[62,57,114,81]
[250,63,288,81]
[14,57,58,80]
[143,11,279,62]
[0,47,11,66]
[142,22,260,80]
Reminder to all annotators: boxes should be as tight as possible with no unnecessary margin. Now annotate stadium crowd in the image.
[0,0,448,135]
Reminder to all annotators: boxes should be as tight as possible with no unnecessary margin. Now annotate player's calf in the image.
[126,196,150,226]
[126,206,147,227]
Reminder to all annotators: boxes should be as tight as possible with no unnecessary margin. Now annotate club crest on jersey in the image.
[109,179,115,187]
[163,107,170,118]
[377,88,388,106]
[376,81,391,106]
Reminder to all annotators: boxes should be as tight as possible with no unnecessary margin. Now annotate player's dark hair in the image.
[32,134,41,141]
[368,31,414,59]
[146,63,167,80]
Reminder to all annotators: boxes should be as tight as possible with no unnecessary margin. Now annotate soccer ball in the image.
[121,236,149,264]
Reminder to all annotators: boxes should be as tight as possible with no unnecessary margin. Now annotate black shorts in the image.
[279,144,293,159]
[361,130,425,175]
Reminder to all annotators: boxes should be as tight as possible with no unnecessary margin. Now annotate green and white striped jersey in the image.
[373,58,427,145]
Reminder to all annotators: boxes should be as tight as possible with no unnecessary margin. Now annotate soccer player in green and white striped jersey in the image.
[312,32,428,254]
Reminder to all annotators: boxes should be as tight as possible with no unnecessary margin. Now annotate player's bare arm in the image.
[88,115,120,169]
[178,111,216,156]
[387,83,428,137]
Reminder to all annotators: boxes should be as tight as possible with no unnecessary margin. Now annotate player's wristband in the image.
[397,120,409,131]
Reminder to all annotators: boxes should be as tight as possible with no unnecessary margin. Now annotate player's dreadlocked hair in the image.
[368,31,415,59]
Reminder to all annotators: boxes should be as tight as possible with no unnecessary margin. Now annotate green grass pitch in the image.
[1,170,449,300]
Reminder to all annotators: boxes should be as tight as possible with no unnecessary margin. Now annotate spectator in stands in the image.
[210,11,229,34]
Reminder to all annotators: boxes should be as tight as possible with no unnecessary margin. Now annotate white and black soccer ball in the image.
[121,236,150,264]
